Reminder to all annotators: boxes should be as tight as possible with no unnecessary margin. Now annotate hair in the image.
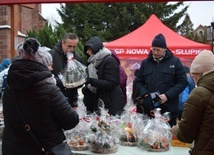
[23,38,41,55]
[62,33,78,42]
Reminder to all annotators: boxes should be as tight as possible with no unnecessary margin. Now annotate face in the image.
[191,73,202,84]
[86,48,93,56]
[151,47,166,59]
[61,38,78,53]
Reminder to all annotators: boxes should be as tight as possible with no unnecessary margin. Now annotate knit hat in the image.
[190,50,214,73]
[84,36,104,54]
[34,47,52,66]
[152,33,167,48]
[16,38,52,66]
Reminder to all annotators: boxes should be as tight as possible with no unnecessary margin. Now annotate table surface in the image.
[72,145,190,155]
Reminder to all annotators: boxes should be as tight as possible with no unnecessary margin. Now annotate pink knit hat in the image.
[190,50,214,74]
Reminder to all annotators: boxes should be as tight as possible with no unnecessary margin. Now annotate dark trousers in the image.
[82,87,98,113]
[62,88,78,107]
[168,117,177,127]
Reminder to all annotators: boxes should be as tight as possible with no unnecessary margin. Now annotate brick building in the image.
[0,4,46,62]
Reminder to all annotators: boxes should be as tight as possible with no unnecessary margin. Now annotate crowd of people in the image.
[0,32,214,155]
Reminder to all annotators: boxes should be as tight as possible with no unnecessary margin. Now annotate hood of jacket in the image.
[84,36,103,54]
[7,59,53,90]
[198,70,214,92]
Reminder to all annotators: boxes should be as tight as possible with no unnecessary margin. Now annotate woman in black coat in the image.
[83,36,125,116]
[2,38,79,155]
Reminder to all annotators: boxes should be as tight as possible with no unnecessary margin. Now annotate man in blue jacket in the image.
[178,66,195,121]
[134,33,188,127]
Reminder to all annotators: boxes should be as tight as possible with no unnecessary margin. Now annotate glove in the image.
[139,94,154,116]
[85,77,92,85]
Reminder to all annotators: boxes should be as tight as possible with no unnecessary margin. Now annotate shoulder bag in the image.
[12,90,72,155]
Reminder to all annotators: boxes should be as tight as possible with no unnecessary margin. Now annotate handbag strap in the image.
[12,90,46,153]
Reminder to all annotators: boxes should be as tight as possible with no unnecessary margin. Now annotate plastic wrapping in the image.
[85,100,118,154]
[119,103,148,146]
[138,108,172,152]
[65,101,91,150]
[60,52,87,88]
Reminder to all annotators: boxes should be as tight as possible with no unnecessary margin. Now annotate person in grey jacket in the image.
[2,38,79,155]
[83,36,126,116]
[49,33,82,107]
[134,33,187,127]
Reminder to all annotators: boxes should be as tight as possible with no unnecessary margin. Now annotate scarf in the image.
[87,47,111,93]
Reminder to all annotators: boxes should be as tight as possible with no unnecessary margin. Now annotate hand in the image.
[141,94,154,116]
[159,94,168,104]
[85,77,92,85]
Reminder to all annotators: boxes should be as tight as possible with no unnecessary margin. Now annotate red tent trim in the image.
[104,14,211,60]
[0,0,191,5]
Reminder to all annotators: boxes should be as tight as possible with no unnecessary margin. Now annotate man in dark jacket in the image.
[134,33,188,127]
[49,33,82,107]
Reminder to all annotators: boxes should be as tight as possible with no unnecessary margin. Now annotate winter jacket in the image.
[135,49,187,118]
[2,59,79,155]
[0,58,10,72]
[49,41,82,85]
[93,55,126,115]
[175,70,214,155]
[49,41,82,105]
[111,50,128,103]
[84,37,126,115]
[179,75,195,110]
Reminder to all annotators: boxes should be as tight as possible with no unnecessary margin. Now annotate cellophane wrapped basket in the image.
[60,52,87,88]
[85,100,119,154]
[119,103,147,147]
[138,108,172,152]
[65,101,91,151]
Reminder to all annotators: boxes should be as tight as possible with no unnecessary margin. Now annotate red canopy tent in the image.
[105,14,211,60]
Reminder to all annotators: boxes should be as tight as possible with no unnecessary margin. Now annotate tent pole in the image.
[211,22,214,54]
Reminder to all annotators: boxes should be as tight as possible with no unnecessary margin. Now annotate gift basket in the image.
[138,108,172,152]
[85,99,119,154]
[65,101,91,151]
[119,103,146,147]
[60,52,87,88]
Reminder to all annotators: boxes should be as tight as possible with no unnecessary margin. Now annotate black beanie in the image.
[152,33,167,48]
